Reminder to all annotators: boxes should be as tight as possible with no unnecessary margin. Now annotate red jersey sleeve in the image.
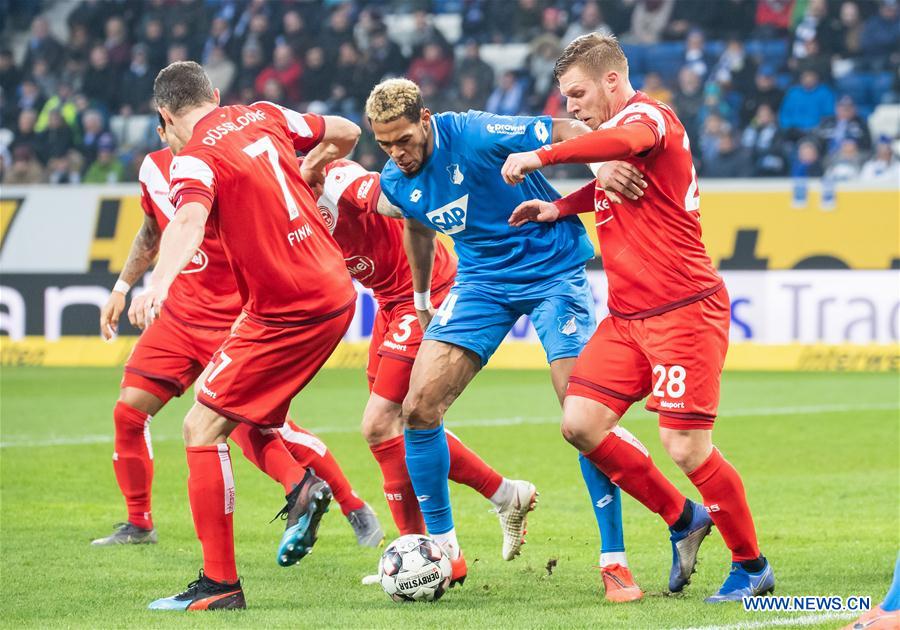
[254,101,325,153]
[610,101,666,153]
[168,154,217,212]
[322,160,379,214]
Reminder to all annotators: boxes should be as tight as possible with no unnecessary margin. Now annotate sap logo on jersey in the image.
[181,248,209,274]
[426,195,468,235]
[345,255,376,281]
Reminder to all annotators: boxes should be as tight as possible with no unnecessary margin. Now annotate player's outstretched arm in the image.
[300,116,361,193]
[403,218,437,330]
[132,202,208,330]
[100,214,161,340]
[509,180,597,227]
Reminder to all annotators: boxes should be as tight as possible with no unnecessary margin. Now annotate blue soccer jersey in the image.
[379,110,594,284]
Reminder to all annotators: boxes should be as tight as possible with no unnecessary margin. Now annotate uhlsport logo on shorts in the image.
[426,195,468,235]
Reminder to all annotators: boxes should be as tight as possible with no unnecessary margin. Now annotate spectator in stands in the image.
[47,149,83,185]
[103,16,130,70]
[29,57,58,101]
[642,72,673,104]
[741,103,788,176]
[202,17,235,66]
[673,67,704,145]
[409,9,450,58]
[623,0,675,45]
[712,38,757,97]
[78,109,106,165]
[84,133,124,183]
[779,70,836,137]
[138,18,167,73]
[704,132,753,177]
[23,16,64,72]
[3,145,45,184]
[791,38,832,82]
[754,0,794,38]
[82,45,121,112]
[366,26,407,80]
[836,1,865,62]
[11,109,41,159]
[353,7,384,54]
[296,47,327,105]
[860,136,900,180]
[540,5,567,39]
[706,0,756,39]
[740,66,784,126]
[508,0,545,42]
[699,82,736,127]
[817,95,872,153]
[456,38,495,105]
[235,44,265,98]
[486,71,526,116]
[37,109,74,161]
[563,1,613,43]
[446,74,487,112]
[333,42,371,108]
[204,45,237,97]
[791,138,825,177]
[66,22,92,65]
[119,44,156,114]
[17,79,44,115]
[0,49,20,97]
[527,34,562,107]
[408,42,454,90]
[167,43,189,65]
[824,138,864,180]
[683,29,710,80]
[861,0,900,70]
[792,0,841,58]
[698,112,731,167]
[255,44,303,104]
[241,13,276,65]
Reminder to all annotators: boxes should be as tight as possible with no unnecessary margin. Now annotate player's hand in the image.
[508,199,560,227]
[501,151,543,185]
[129,286,167,331]
[300,162,325,197]
[596,161,647,200]
[99,291,126,340]
[416,306,435,331]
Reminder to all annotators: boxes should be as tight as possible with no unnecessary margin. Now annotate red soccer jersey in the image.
[168,102,355,325]
[138,148,242,328]
[592,91,723,319]
[315,159,457,306]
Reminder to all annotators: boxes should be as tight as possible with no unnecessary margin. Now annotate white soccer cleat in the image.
[494,480,538,561]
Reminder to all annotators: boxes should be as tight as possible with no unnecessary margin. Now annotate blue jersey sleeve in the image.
[462,111,553,159]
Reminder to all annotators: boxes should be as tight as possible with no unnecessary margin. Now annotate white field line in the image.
[674,610,857,630]
[1,402,897,449]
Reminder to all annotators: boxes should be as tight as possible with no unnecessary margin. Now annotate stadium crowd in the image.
[1,0,898,184]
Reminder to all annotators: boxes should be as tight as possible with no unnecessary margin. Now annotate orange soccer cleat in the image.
[449,550,468,588]
[843,605,900,629]
[600,563,644,603]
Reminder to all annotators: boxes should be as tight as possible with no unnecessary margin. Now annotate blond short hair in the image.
[365,78,424,124]
[554,33,628,81]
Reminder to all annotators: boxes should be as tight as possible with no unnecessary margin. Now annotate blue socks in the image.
[579,453,625,555]
[882,553,900,611]
[404,425,454,535]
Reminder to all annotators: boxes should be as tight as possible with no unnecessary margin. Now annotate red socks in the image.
[229,423,306,494]
[186,444,238,584]
[446,430,503,499]
[278,420,365,516]
[370,435,425,535]
[370,431,505,534]
[584,427,685,526]
[112,401,154,530]
[687,448,761,562]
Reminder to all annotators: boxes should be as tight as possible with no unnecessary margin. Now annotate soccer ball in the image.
[378,534,452,602]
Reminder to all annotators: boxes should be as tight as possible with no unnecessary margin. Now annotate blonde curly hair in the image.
[365,78,424,124]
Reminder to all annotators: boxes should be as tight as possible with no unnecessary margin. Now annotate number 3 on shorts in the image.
[652,364,686,398]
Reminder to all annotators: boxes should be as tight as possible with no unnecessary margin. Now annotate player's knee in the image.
[117,387,163,416]
[361,405,402,445]
[560,412,598,451]
[660,428,712,473]
[401,391,441,431]
[182,403,227,447]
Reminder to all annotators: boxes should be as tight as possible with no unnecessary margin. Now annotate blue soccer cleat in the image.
[669,500,714,592]
[705,559,775,603]
[274,468,332,567]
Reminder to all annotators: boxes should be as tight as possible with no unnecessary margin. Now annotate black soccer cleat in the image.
[274,468,333,567]
[148,571,245,611]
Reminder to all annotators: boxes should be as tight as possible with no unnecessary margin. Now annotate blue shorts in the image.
[423,268,596,366]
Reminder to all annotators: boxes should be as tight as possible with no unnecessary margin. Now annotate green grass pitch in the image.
[1,367,897,629]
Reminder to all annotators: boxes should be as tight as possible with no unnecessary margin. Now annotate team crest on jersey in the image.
[558,315,577,336]
[345,255,376,281]
[318,205,337,232]
[447,163,464,185]
[181,248,209,274]
[426,195,468,235]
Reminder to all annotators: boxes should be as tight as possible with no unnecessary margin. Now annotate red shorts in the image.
[366,288,451,405]
[197,304,355,427]
[122,310,228,403]
[567,287,730,430]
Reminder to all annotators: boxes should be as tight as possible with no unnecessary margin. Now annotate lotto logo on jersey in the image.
[345,255,376,281]
[426,195,468,235]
